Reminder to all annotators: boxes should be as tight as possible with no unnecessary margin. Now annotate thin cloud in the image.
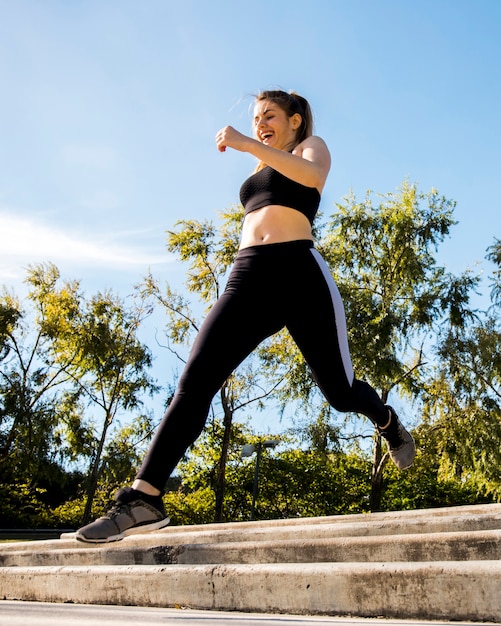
[0,211,171,281]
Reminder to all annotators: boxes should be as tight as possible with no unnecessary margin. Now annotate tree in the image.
[421,240,501,500]
[0,278,77,485]
[162,413,482,525]
[317,181,479,510]
[0,269,92,526]
[25,263,159,524]
[145,183,481,516]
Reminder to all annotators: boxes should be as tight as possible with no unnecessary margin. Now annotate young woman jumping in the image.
[76,90,415,543]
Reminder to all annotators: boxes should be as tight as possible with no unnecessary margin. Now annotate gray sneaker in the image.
[75,487,170,543]
[378,406,416,470]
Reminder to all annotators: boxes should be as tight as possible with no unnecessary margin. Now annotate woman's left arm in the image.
[216,127,331,192]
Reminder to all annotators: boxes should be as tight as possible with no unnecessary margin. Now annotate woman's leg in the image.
[76,250,286,542]
[136,252,284,491]
[285,247,389,426]
[286,246,415,469]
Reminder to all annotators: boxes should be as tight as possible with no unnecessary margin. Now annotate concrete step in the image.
[1,503,501,622]
[2,528,501,567]
[3,502,501,556]
[1,561,500,622]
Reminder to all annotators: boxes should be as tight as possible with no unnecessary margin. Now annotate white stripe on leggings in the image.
[310,248,355,386]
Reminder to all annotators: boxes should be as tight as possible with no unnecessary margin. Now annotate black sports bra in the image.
[239,166,321,225]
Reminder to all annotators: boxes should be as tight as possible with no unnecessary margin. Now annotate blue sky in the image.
[1,0,500,429]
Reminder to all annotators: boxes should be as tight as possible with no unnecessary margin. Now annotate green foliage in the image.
[0,279,75,485]
[311,181,481,510]
[164,487,216,526]
[487,238,501,306]
[162,418,488,525]
[1,262,159,526]
[2,186,500,528]
[166,208,242,304]
[0,483,50,528]
[381,442,484,512]
[100,413,156,487]
[0,476,84,529]
[240,449,373,519]
[387,414,494,509]
[423,317,501,500]
[321,181,478,393]
[46,498,88,528]
[413,239,501,501]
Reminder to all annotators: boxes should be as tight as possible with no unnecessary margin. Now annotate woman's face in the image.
[253,99,301,150]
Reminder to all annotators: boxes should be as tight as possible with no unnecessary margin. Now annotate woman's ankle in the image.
[132,479,161,497]
[379,408,393,430]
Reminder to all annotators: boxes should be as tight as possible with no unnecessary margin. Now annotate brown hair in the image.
[253,90,314,171]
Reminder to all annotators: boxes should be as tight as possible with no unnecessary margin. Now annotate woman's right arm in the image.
[216,126,331,192]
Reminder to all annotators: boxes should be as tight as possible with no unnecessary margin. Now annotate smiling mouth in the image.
[261,132,273,142]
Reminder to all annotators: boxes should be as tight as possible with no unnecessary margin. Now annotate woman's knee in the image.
[322,378,377,414]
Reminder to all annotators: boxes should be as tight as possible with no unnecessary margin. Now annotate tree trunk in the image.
[370,433,385,512]
[214,383,233,523]
[82,411,112,524]
[370,389,390,512]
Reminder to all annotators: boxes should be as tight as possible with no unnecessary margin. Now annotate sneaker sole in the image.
[389,437,416,470]
[393,457,414,470]
[68,517,171,543]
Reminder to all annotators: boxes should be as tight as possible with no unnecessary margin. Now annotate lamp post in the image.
[241,439,279,521]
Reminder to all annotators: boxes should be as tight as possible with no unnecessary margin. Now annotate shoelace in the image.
[107,502,133,519]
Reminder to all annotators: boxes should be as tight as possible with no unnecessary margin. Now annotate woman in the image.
[76,90,415,543]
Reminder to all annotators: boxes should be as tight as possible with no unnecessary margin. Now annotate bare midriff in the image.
[239,205,313,249]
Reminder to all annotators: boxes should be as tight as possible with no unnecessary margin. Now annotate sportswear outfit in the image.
[135,165,401,490]
[75,162,415,543]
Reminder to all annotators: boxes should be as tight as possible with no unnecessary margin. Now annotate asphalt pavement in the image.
[0,602,497,626]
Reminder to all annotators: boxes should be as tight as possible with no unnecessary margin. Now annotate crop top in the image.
[239,166,321,225]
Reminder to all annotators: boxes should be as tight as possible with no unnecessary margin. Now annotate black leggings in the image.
[136,240,388,490]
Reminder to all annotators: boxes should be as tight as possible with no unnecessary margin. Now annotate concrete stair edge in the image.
[1,561,500,622]
[2,528,501,567]
[2,502,499,554]
[2,503,501,622]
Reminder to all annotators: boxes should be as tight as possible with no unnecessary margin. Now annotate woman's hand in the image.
[215,126,330,193]
[216,126,254,153]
